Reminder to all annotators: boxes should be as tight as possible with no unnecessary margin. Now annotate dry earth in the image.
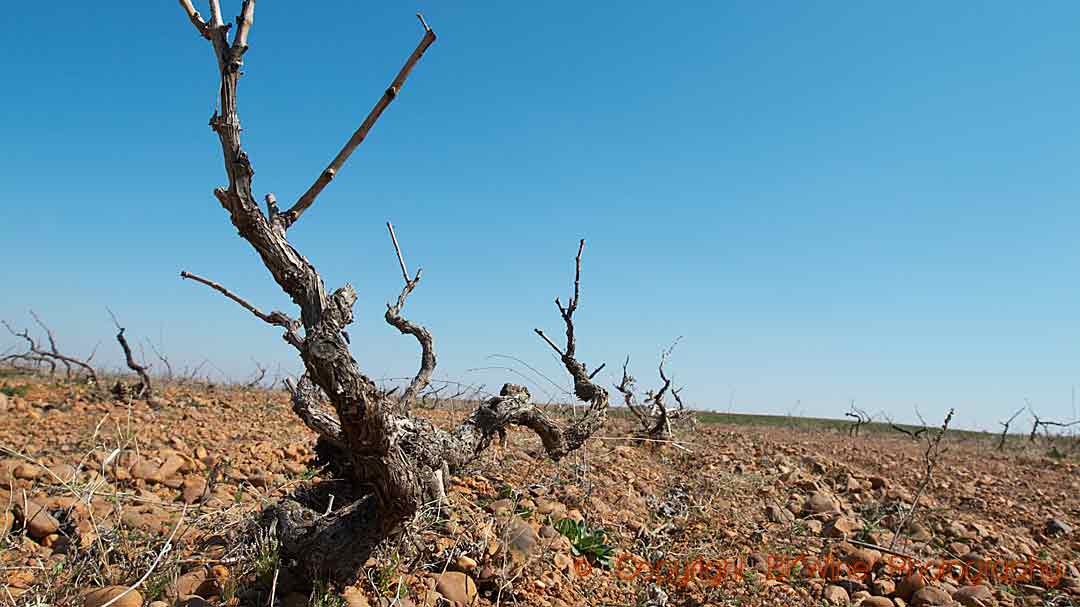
[1,373,1079,607]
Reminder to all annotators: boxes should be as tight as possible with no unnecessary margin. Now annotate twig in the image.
[282,19,437,229]
[889,408,953,550]
[180,270,301,349]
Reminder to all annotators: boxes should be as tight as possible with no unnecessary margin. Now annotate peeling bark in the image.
[175,3,610,585]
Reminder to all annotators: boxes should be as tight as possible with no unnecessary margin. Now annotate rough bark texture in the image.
[175,3,610,584]
[615,346,687,443]
[115,328,153,399]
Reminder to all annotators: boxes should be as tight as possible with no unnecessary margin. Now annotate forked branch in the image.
[997,406,1025,451]
[615,341,685,442]
[2,315,98,384]
[845,401,872,437]
[534,240,607,409]
[1027,405,1080,443]
[176,4,614,584]
[383,222,436,410]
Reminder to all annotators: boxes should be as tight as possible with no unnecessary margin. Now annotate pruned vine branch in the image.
[844,400,872,437]
[1027,404,1080,444]
[180,270,302,349]
[1,313,98,384]
[175,3,613,584]
[280,16,436,230]
[383,222,435,412]
[997,406,1025,451]
[614,339,687,443]
[108,309,153,399]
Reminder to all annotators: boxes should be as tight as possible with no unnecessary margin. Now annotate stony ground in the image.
[2,372,1079,607]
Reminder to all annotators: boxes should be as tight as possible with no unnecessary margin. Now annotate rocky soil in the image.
[1,373,1078,607]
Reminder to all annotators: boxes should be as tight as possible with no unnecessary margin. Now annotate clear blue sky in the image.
[3,1,1080,430]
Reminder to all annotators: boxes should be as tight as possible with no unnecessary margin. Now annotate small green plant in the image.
[250,524,280,583]
[372,552,405,597]
[310,579,346,607]
[0,384,29,397]
[555,518,615,568]
[1047,446,1067,460]
[141,572,173,602]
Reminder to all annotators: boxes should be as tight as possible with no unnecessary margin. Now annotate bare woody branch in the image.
[208,0,225,27]
[616,356,650,425]
[534,240,607,408]
[147,340,175,381]
[178,0,211,38]
[1,321,55,373]
[844,400,872,437]
[245,359,267,388]
[284,375,347,451]
[1027,405,1080,443]
[889,408,954,550]
[281,15,437,230]
[175,6,612,584]
[230,0,255,67]
[180,270,302,349]
[996,406,1024,451]
[615,341,686,442]
[107,310,153,399]
[2,315,98,384]
[383,222,436,410]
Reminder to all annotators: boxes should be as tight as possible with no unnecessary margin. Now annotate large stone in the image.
[506,517,539,558]
[898,571,927,601]
[19,500,59,539]
[131,459,163,483]
[341,587,370,607]
[181,477,207,504]
[158,455,186,479]
[82,586,142,607]
[952,585,996,607]
[765,503,794,523]
[911,586,954,606]
[436,571,477,604]
[803,491,839,516]
[862,598,895,607]
[843,547,880,573]
[47,464,77,484]
[824,516,858,539]
[167,568,210,598]
[13,463,40,480]
[823,584,849,605]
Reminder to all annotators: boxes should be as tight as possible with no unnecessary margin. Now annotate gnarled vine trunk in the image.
[175,1,610,584]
